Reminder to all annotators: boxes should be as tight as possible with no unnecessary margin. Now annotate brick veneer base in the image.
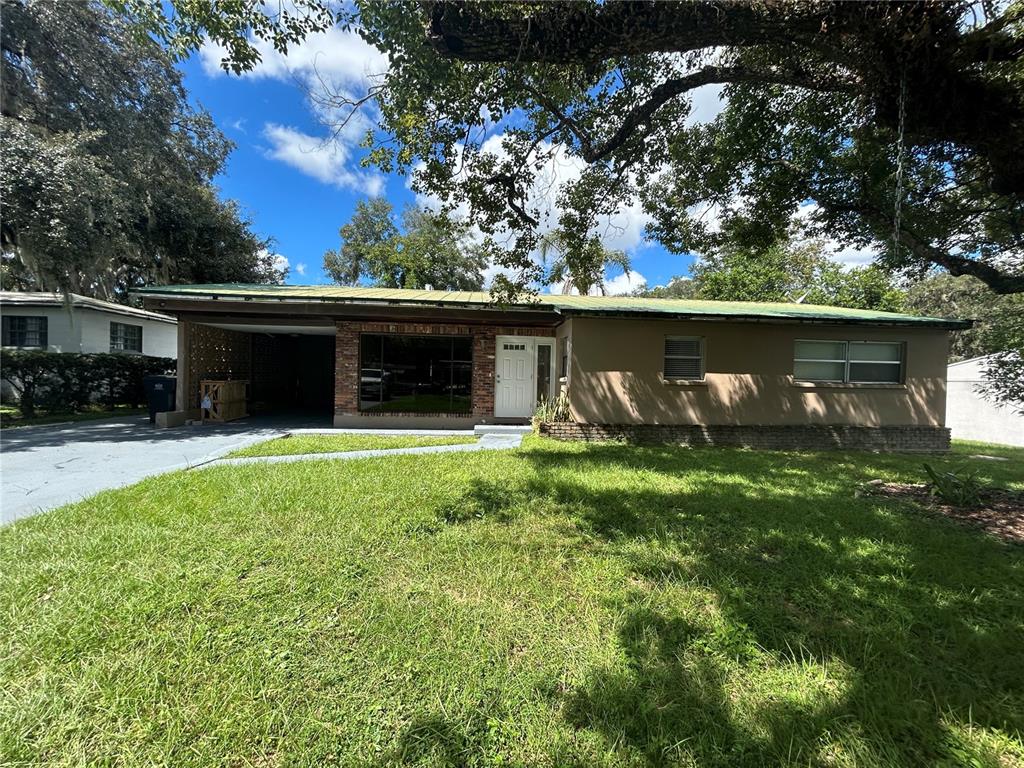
[538,423,951,452]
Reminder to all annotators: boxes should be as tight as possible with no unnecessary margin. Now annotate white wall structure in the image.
[946,355,1024,447]
[0,292,177,357]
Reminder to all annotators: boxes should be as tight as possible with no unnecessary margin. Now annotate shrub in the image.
[0,350,175,418]
[923,463,985,507]
[532,390,571,430]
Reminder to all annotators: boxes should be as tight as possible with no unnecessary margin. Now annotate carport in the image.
[176,319,336,423]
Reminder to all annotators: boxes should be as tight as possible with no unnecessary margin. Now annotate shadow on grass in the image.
[438,443,1024,766]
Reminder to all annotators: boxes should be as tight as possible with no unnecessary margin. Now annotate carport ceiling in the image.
[203,322,336,336]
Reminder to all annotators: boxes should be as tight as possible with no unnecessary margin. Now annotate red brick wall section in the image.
[334,321,553,417]
[334,322,360,415]
[538,423,951,453]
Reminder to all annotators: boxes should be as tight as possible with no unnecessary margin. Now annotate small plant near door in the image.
[532,390,571,430]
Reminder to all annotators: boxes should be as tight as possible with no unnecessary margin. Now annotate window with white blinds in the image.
[664,336,704,380]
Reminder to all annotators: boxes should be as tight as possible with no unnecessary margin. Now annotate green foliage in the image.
[2,440,1023,764]
[118,1,1024,298]
[691,241,905,311]
[632,276,699,299]
[539,229,630,296]
[0,0,281,299]
[323,199,488,290]
[923,463,985,508]
[905,274,1024,410]
[0,350,174,418]
[532,390,571,429]
[636,240,905,311]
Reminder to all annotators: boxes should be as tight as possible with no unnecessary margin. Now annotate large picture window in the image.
[794,340,903,384]
[1,316,47,347]
[360,334,472,414]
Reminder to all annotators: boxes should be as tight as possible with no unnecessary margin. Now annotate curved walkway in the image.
[1,417,527,524]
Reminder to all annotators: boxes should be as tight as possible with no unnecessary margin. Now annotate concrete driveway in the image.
[0,415,313,524]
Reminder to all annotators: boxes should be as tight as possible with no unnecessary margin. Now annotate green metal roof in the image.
[134,283,970,328]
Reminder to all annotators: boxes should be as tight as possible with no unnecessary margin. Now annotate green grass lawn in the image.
[2,439,1022,767]
[0,404,147,429]
[226,433,479,458]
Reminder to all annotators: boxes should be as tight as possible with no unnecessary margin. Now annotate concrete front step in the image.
[474,424,533,437]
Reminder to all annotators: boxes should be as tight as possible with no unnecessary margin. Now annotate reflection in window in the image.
[793,340,904,383]
[359,334,472,414]
[536,343,552,403]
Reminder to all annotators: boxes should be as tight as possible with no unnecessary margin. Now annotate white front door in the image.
[495,337,534,418]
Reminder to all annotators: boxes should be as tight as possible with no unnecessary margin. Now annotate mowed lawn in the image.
[226,433,478,458]
[1,439,1022,767]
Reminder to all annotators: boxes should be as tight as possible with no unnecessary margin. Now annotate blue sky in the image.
[177,31,705,292]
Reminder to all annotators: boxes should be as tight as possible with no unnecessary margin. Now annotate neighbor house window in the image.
[664,336,704,380]
[110,322,143,353]
[1,316,47,347]
[359,334,472,414]
[793,340,903,384]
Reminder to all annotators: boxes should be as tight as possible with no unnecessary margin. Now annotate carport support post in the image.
[176,319,191,413]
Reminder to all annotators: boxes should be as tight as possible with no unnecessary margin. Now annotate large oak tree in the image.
[2,0,283,300]
[123,0,1024,299]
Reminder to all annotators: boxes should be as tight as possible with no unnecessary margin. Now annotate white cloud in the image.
[602,270,647,295]
[415,134,654,290]
[794,202,879,269]
[263,123,384,195]
[259,249,289,276]
[202,25,388,197]
[685,85,726,126]
[199,27,387,90]
[295,262,307,276]
[547,269,647,296]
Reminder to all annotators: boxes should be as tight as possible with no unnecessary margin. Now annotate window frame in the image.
[1,315,48,348]
[357,332,473,415]
[793,339,905,385]
[109,321,143,353]
[663,335,705,382]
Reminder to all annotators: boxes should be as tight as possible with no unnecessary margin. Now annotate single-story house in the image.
[946,355,1024,447]
[1,291,177,357]
[137,284,969,451]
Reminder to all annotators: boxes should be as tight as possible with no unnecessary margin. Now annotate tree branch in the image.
[426,1,881,64]
[895,226,1024,295]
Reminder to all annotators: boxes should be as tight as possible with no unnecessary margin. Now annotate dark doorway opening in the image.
[251,333,335,418]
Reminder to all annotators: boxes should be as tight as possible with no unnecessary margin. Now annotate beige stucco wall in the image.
[563,316,950,426]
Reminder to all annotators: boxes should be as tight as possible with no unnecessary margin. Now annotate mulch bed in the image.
[859,481,1024,544]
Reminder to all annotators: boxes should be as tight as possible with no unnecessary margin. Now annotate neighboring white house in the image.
[0,292,177,357]
[946,355,1024,447]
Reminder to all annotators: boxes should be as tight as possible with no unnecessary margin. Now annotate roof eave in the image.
[556,307,972,330]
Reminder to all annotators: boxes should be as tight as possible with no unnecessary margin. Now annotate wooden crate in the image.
[200,380,249,423]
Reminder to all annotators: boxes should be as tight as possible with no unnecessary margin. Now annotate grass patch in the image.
[363,393,472,414]
[226,433,478,458]
[0,404,146,429]
[2,439,1022,766]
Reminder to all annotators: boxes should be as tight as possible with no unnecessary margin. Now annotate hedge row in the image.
[0,350,175,418]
